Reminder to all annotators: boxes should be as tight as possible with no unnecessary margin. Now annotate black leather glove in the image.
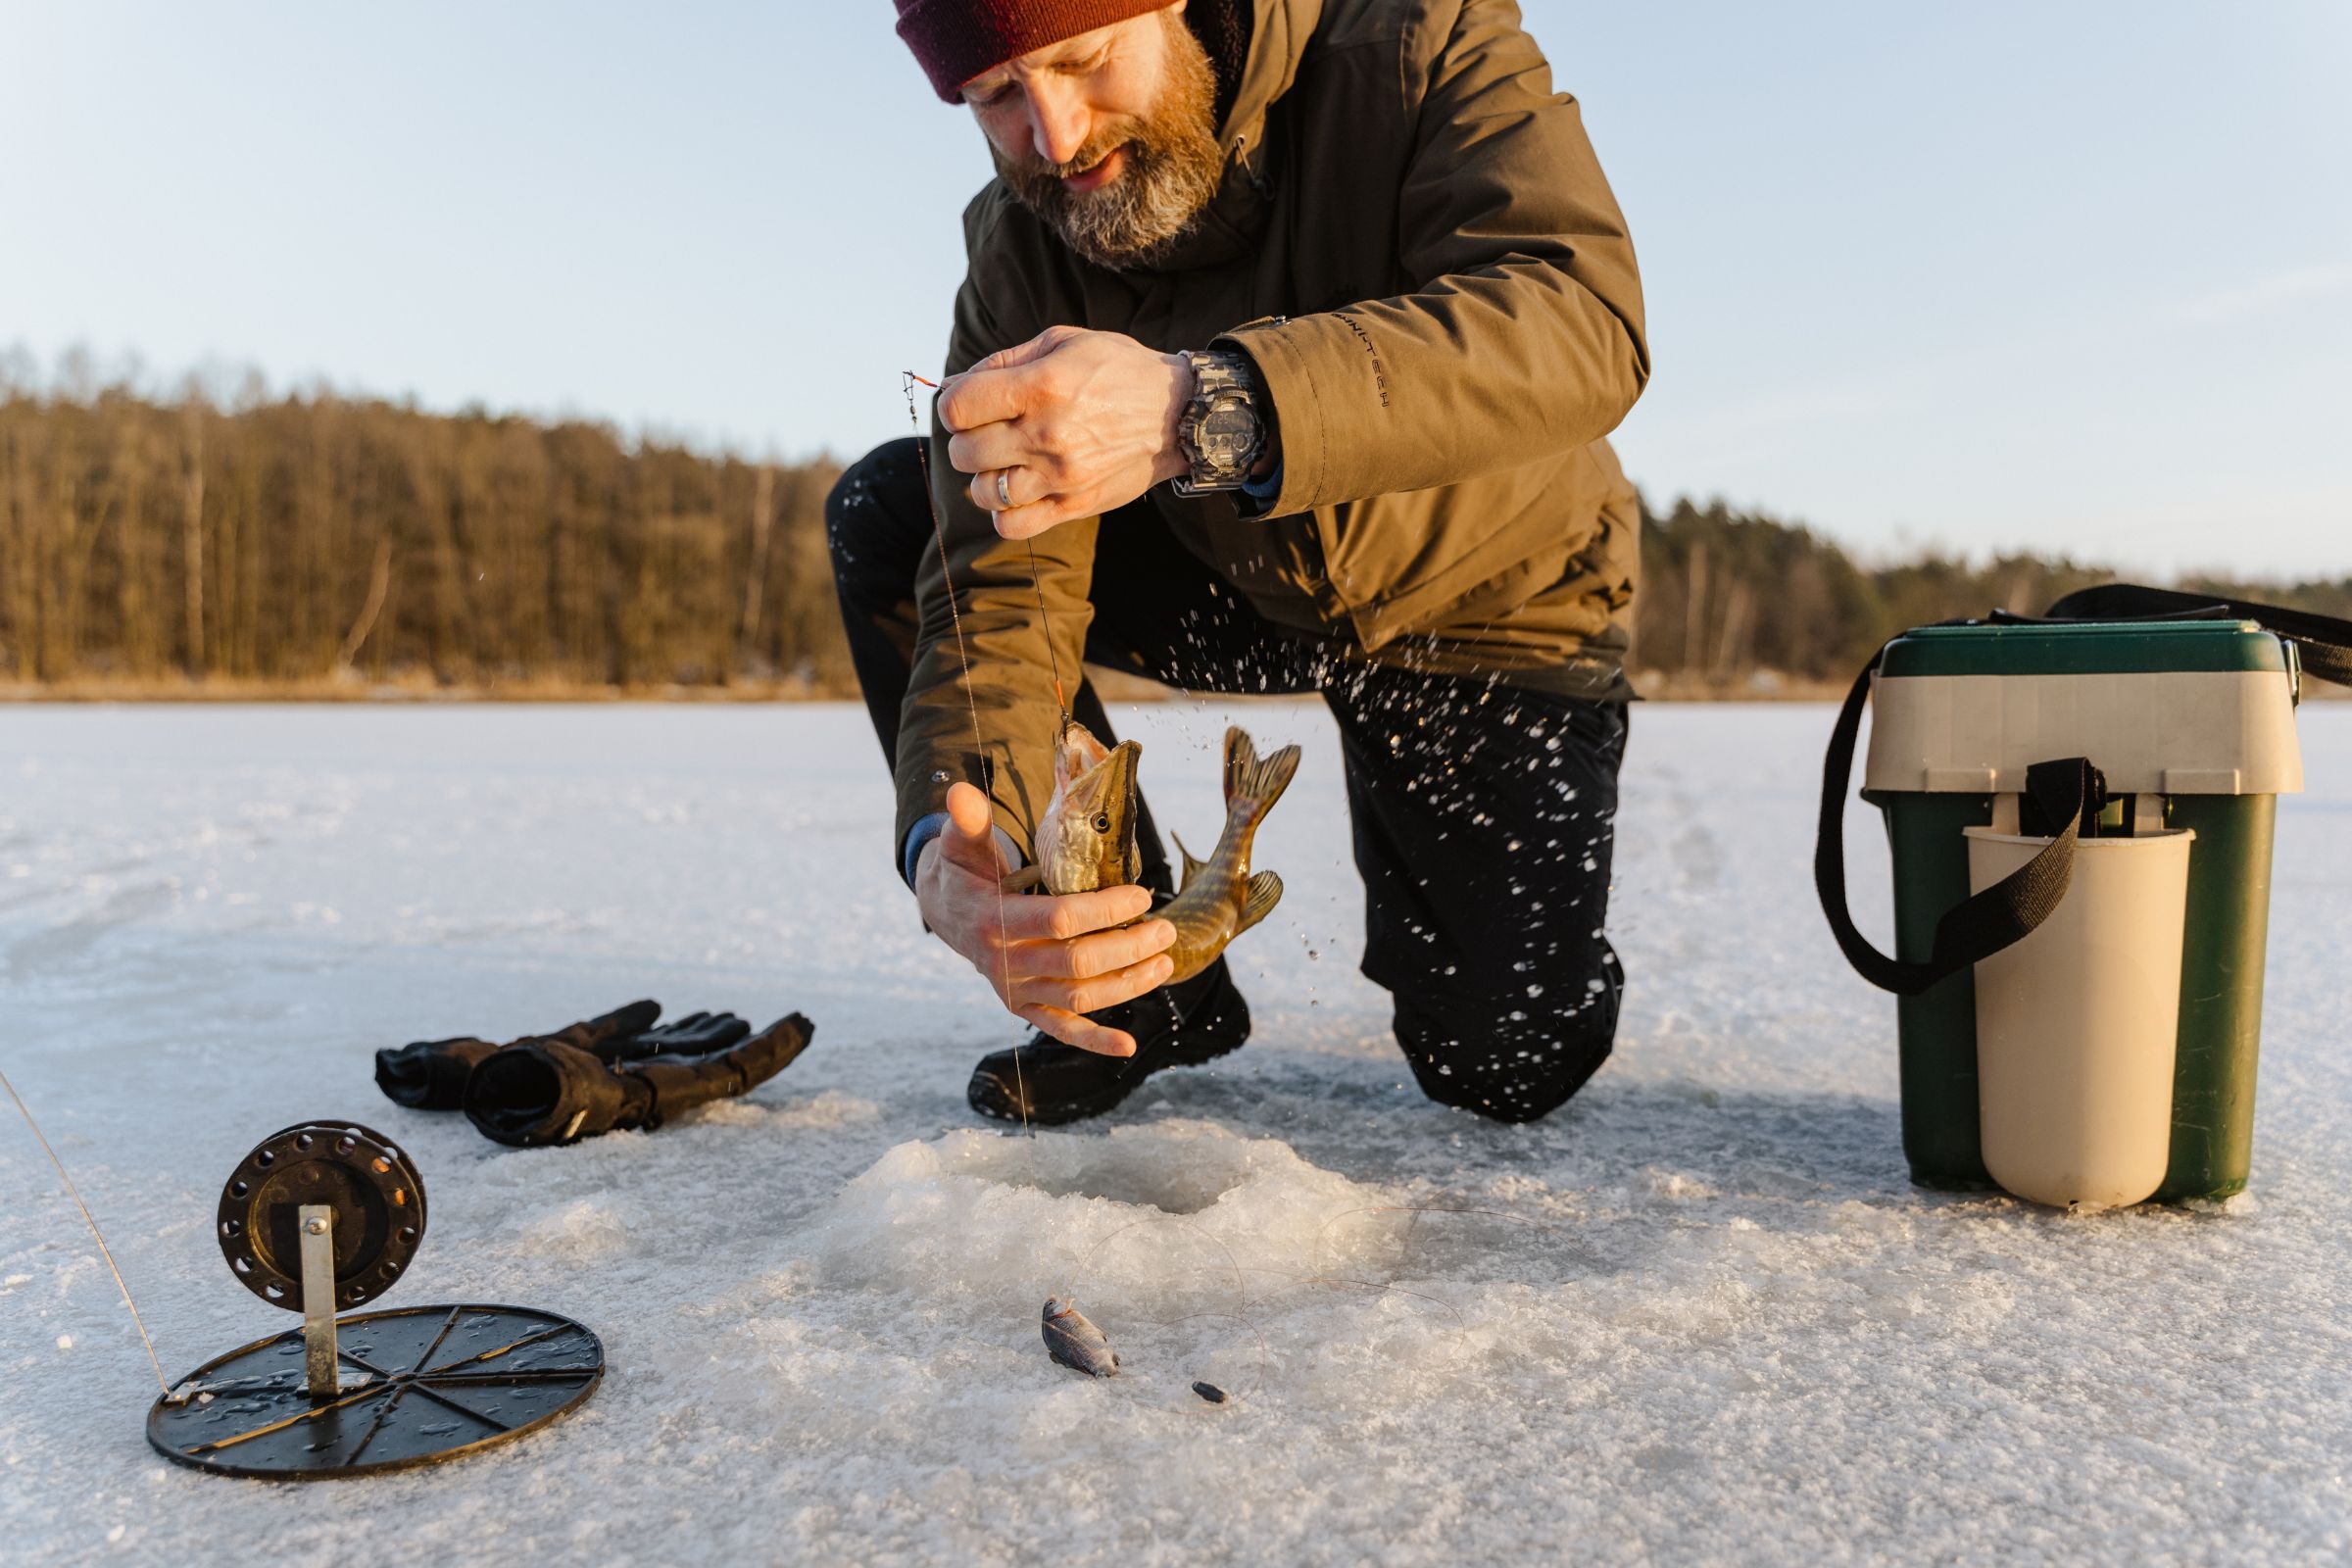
[463,1012,815,1148]
[374,1000,664,1109]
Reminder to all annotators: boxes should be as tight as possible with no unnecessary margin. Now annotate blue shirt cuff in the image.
[1238,463,1284,517]
[902,811,952,888]
[901,812,1027,889]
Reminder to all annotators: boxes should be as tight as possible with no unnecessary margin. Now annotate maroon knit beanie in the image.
[896,0,1173,102]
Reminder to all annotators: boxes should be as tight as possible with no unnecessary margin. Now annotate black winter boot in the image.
[966,958,1250,1126]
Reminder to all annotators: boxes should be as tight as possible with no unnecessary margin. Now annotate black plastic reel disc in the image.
[218,1121,426,1313]
[149,1303,604,1479]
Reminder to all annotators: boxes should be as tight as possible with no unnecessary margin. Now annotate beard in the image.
[991,14,1225,271]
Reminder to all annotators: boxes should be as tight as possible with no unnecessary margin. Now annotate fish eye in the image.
[1092,812,1111,832]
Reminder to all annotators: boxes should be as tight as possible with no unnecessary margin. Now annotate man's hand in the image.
[915,782,1176,1055]
[937,325,1193,540]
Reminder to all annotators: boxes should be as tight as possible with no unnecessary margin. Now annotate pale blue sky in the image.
[3,1,2346,576]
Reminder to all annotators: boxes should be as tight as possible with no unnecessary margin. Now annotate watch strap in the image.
[1173,349,1264,496]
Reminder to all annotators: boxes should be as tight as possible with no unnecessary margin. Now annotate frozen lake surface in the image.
[3,702,2347,1566]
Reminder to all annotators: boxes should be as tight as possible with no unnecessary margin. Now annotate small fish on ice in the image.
[1042,1297,1119,1378]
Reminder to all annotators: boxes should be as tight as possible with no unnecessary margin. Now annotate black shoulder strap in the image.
[2040,582,2352,686]
[1816,582,2348,996]
[1815,645,2104,996]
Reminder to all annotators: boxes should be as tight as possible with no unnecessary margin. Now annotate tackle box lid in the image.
[1865,621,2303,796]
[1880,619,2291,678]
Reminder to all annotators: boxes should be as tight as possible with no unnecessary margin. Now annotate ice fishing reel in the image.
[148,1120,604,1480]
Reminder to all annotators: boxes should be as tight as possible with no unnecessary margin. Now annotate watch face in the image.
[1197,392,1260,471]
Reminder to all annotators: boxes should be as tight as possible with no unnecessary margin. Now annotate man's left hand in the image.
[936,325,1192,540]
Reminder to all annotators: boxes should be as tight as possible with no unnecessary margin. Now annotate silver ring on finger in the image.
[996,468,1013,510]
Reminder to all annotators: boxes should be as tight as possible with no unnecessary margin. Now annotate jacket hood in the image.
[1130,0,1322,273]
[1219,0,1320,148]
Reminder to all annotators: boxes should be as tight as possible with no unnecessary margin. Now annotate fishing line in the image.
[904,369,1231,1409]
[1024,537,1069,723]
[905,375,1452,1406]
[903,372,1037,1145]
[1073,1212,1270,1403]
[1116,1305,1270,1408]
[0,1064,172,1396]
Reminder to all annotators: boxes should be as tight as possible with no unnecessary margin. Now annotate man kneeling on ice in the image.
[830,0,1648,1124]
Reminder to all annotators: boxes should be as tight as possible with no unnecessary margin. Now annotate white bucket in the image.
[1963,827,2196,1211]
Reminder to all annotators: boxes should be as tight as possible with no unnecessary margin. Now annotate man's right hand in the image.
[915,782,1175,1057]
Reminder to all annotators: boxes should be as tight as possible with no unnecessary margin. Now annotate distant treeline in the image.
[1,384,2343,695]
[0,385,846,692]
[1638,497,2348,693]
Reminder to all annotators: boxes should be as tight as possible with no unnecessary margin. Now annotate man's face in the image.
[961,6,1223,270]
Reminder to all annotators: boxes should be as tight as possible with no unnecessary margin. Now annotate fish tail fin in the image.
[1222,727,1300,818]
[1236,871,1284,936]
[1221,726,1254,805]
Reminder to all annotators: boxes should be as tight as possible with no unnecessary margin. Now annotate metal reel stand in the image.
[148,1121,604,1479]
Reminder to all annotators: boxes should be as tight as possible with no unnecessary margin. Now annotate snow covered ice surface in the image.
[2,701,2348,1567]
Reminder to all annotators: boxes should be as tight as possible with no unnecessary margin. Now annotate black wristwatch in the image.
[1172,348,1268,497]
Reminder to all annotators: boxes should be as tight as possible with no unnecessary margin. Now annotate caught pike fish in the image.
[1158,726,1299,984]
[1007,719,1297,985]
[1042,1296,1119,1377]
[1009,717,1142,896]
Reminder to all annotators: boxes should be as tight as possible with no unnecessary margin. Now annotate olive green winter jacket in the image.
[899,0,1648,862]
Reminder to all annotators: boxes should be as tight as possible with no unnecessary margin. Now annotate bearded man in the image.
[829,0,1648,1125]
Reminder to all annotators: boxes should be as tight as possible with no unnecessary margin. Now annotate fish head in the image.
[1052,715,1108,782]
[1043,1296,1074,1322]
[1036,719,1142,894]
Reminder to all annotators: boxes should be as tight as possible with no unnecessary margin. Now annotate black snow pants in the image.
[827,438,1628,1123]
